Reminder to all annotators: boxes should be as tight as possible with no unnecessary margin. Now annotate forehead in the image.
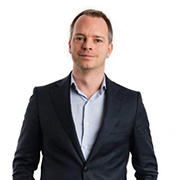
[73,15,108,36]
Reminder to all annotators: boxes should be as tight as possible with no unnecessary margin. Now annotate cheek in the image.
[69,41,77,53]
[100,47,111,59]
[69,46,75,55]
[70,44,81,54]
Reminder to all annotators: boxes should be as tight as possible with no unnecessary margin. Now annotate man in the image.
[13,9,158,180]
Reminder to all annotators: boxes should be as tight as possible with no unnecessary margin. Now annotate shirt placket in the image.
[81,100,91,160]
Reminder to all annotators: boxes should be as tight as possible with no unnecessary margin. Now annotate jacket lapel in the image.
[87,77,126,163]
[51,75,85,163]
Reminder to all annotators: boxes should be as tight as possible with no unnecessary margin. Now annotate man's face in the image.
[69,15,113,72]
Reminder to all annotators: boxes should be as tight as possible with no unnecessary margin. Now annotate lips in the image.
[78,53,96,59]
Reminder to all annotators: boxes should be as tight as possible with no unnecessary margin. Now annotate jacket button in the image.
[84,166,89,172]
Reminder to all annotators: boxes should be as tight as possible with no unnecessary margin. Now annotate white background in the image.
[0,0,180,179]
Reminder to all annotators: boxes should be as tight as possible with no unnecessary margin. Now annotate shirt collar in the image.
[70,72,106,95]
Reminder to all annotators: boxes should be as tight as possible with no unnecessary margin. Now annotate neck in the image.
[72,68,105,98]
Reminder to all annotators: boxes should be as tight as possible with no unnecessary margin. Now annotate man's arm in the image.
[13,88,42,180]
[130,92,158,180]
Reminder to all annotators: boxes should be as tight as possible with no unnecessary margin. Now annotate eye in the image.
[75,36,84,42]
[77,37,82,41]
[95,39,103,43]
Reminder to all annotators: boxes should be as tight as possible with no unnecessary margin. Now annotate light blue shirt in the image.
[70,73,106,160]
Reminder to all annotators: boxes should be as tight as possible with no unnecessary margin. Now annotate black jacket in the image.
[13,74,158,180]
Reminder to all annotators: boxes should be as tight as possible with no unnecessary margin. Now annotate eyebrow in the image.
[74,33,85,37]
[74,33,105,39]
[93,35,105,39]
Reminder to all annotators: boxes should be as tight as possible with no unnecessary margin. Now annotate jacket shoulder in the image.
[35,74,70,93]
[106,77,139,95]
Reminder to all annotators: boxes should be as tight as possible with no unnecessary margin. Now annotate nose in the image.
[82,39,92,51]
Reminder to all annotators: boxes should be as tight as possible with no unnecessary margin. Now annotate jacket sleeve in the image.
[130,92,158,180]
[13,87,42,180]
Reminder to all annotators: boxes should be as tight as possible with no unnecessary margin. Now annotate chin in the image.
[79,63,95,70]
[80,66,94,71]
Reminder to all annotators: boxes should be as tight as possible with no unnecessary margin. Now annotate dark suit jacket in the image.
[13,73,158,180]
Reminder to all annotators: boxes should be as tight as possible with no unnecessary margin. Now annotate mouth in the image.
[78,53,95,59]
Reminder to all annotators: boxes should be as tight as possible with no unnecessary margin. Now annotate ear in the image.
[106,43,113,58]
[68,39,72,54]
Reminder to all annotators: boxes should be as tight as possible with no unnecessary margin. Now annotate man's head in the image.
[69,9,113,72]
[70,9,113,44]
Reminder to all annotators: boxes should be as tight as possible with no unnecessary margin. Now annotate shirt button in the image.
[84,166,89,172]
